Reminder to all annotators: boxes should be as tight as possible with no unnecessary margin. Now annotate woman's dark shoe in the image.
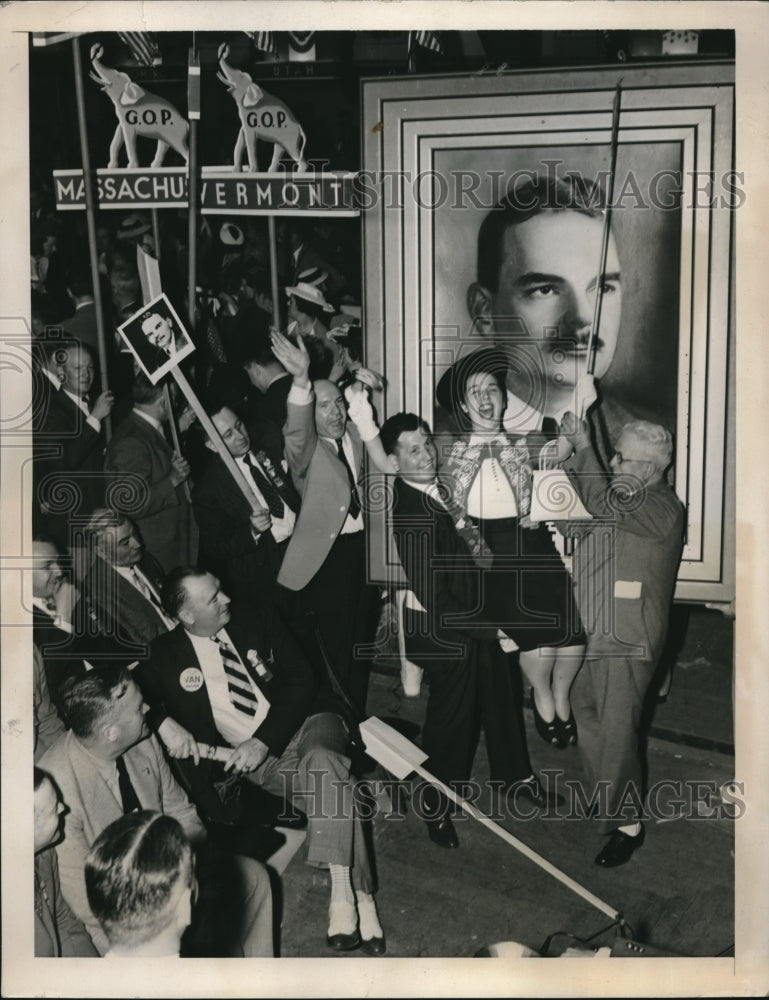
[531,694,565,748]
[555,711,578,746]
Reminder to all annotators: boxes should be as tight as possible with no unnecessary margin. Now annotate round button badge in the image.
[179,667,204,692]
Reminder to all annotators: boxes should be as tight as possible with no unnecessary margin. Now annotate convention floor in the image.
[276,606,735,961]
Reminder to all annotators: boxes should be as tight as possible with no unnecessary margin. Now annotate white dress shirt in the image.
[114,564,175,630]
[187,629,270,746]
[62,388,100,433]
[466,433,518,521]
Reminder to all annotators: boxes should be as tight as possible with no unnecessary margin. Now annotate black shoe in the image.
[426,814,459,849]
[511,775,564,809]
[326,929,362,951]
[555,711,578,746]
[360,934,387,956]
[532,695,565,748]
[594,825,645,868]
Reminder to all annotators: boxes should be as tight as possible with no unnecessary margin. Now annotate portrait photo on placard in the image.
[117,292,195,383]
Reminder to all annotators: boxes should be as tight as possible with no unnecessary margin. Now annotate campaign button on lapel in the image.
[180,667,204,692]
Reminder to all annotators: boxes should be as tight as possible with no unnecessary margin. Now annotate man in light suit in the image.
[34,767,99,957]
[39,664,274,957]
[104,373,197,573]
[138,567,385,954]
[560,414,685,867]
[270,330,379,715]
[81,508,176,652]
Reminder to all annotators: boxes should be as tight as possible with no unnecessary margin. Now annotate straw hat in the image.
[115,213,151,240]
[285,281,334,312]
[297,266,328,287]
[219,222,244,246]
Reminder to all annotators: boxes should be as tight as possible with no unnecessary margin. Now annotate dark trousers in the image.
[418,633,532,797]
[286,532,379,716]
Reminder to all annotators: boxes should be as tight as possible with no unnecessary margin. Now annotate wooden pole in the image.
[72,36,111,439]
[586,82,622,378]
[412,762,620,920]
[268,214,281,328]
[187,48,200,333]
[151,208,161,263]
[136,246,192,502]
[169,366,264,513]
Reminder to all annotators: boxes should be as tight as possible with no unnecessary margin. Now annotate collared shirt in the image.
[74,738,125,809]
[114,564,175,630]
[43,368,60,390]
[320,431,364,534]
[32,597,73,634]
[187,628,270,746]
[466,433,518,521]
[236,451,296,545]
[62,388,100,433]
[287,382,363,534]
[132,407,164,435]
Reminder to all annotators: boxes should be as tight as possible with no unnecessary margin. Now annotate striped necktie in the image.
[243,453,285,519]
[213,635,258,717]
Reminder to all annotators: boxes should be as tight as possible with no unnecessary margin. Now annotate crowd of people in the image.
[29,175,686,959]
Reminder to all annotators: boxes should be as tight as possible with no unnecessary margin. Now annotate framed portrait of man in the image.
[117,292,195,384]
[362,61,735,607]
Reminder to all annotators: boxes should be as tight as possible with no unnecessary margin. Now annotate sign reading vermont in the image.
[53,168,359,215]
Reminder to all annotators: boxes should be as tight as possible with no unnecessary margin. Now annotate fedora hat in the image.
[285,281,334,313]
[435,347,508,415]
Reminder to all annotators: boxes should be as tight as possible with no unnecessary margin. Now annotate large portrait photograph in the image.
[1,4,768,1000]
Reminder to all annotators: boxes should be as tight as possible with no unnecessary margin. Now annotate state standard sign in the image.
[53,167,360,216]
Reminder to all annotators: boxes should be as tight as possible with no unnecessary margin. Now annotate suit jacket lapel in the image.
[173,628,221,733]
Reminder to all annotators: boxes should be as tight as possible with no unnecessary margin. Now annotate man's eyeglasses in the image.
[613,452,651,468]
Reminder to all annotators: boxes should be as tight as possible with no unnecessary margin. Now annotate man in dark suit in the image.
[104,373,197,574]
[33,339,114,549]
[376,412,562,849]
[269,330,380,715]
[31,535,134,706]
[81,508,176,651]
[237,319,292,433]
[60,255,99,355]
[192,403,300,610]
[138,567,385,954]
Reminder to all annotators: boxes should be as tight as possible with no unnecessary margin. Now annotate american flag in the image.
[117,31,162,67]
[245,31,277,55]
[408,30,444,55]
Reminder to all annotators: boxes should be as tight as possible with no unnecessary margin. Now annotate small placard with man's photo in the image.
[117,293,195,384]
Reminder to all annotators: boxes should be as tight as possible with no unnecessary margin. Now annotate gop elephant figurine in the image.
[90,43,189,168]
[217,43,308,173]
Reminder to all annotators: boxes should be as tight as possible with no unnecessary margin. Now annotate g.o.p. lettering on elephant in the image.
[90,43,189,168]
[218,43,308,173]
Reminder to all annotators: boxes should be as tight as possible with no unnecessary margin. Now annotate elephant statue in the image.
[217,43,308,173]
[90,43,189,168]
